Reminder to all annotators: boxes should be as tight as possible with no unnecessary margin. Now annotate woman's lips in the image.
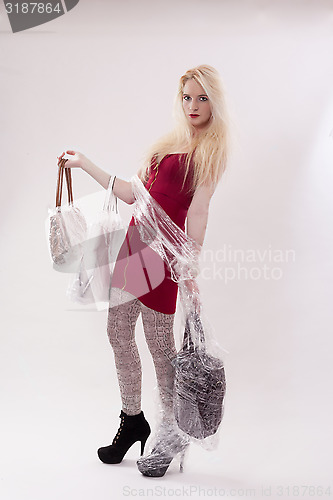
[189,114,199,117]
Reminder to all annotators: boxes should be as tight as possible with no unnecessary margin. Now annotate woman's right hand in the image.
[57,150,88,170]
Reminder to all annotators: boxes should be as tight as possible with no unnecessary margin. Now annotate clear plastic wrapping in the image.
[129,174,227,474]
[172,309,226,440]
[66,175,125,310]
[50,170,227,474]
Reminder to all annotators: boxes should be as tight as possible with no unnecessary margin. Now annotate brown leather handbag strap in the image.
[56,162,64,207]
[56,158,73,207]
[64,166,73,204]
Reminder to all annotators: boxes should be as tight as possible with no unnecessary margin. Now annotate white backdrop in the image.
[1,1,333,499]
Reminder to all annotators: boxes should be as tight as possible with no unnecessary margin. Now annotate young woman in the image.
[57,64,230,477]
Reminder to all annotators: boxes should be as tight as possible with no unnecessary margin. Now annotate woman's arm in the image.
[184,183,215,308]
[83,158,135,205]
[57,150,135,204]
[82,155,135,204]
[186,183,215,247]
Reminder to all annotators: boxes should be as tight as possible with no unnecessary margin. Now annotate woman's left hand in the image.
[184,278,201,313]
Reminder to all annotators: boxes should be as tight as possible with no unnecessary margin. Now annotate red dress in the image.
[110,153,195,314]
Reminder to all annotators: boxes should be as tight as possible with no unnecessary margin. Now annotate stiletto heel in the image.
[179,447,187,472]
[140,435,149,456]
[98,410,151,464]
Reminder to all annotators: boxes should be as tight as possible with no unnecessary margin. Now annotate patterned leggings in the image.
[106,288,177,416]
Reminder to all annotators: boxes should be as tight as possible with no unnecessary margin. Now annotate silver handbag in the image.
[49,158,87,273]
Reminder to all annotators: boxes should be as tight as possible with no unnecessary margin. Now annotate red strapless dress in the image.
[110,153,194,314]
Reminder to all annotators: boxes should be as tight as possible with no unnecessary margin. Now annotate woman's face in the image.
[182,78,212,131]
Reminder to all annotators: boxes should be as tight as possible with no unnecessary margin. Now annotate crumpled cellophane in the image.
[127,174,227,474]
[52,170,227,472]
[66,175,125,310]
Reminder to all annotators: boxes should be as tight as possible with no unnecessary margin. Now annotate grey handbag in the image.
[172,311,226,439]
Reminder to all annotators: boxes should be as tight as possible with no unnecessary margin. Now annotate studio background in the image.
[1,1,332,499]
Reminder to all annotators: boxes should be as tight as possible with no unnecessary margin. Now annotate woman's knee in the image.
[141,308,176,356]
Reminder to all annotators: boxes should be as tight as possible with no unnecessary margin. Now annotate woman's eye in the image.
[183,96,190,101]
[200,96,208,101]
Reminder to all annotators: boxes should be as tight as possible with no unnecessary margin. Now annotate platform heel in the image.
[136,436,190,477]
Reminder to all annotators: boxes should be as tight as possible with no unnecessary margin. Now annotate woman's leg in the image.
[107,288,142,416]
[140,304,177,416]
[137,304,190,477]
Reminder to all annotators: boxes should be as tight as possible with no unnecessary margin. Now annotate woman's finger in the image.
[66,150,75,155]
[57,152,69,167]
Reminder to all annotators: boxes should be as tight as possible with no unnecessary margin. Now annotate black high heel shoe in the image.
[136,429,190,477]
[97,410,151,464]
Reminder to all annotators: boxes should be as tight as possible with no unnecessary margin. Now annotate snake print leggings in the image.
[106,288,177,416]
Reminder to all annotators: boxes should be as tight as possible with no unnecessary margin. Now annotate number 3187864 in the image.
[5,3,62,14]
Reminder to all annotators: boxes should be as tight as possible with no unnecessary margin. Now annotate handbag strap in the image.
[103,175,118,213]
[183,310,206,352]
[56,158,73,207]
[65,165,73,204]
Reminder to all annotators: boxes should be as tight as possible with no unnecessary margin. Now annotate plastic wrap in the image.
[129,174,227,475]
[50,169,227,475]
[130,174,225,356]
[66,175,125,310]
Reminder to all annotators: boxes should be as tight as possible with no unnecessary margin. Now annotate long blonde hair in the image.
[137,64,231,194]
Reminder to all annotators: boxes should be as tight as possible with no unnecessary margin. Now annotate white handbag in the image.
[49,159,87,273]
